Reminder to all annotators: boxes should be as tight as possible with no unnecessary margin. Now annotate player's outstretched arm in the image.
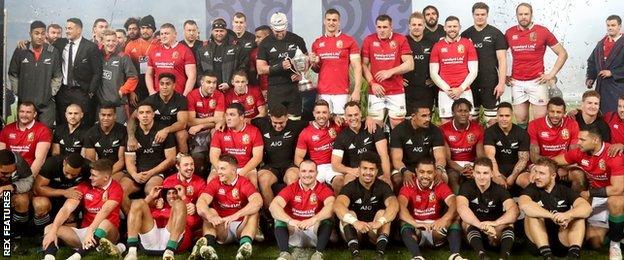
[493,198,519,226]
[518,195,553,219]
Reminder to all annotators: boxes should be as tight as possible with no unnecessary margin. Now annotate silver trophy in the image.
[287,48,315,92]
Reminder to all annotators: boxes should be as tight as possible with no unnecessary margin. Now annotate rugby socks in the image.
[12,211,28,237]
[203,234,217,247]
[165,240,179,251]
[609,215,624,246]
[448,223,462,254]
[127,237,139,249]
[44,244,58,256]
[274,220,290,252]
[567,245,581,259]
[316,219,332,252]
[239,235,252,246]
[400,227,422,257]
[538,246,553,258]
[466,225,485,253]
[343,224,360,256]
[93,228,107,245]
[499,226,515,258]
[34,214,51,229]
[376,233,389,254]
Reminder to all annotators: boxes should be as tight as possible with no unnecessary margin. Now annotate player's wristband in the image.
[343,213,358,225]
[589,187,608,198]
[400,167,409,175]
[436,165,447,173]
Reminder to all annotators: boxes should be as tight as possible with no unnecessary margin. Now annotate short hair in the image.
[472,2,490,13]
[98,105,117,113]
[255,25,272,34]
[325,8,340,17]
[416,156,435,168]
[175,153,193,165]
[620,94,624,102]
[92,18,108,28]
[423,5,439,16]
[90,159,113,175]
[343,101,360,111]
[232,70,248,79]
[269,103,288,118]
[227,103,245,116]
[581,126,603,141]
[101,29,116,38]
[123,17,140,30]
[219,154,238,167]
[0,150,16,166]
[358,151,382,172]
[411,103,431,115]
[30,21,46,32]
[314,99,330,109]
[158,72,176,82]
[451,98,472,112]
[65,153,85,168]
[160,23,176,31]
[607,15,622,25]
[497,102,513,111]
[47,24,62,31]
[233,12,247,20]
[547,97,566,111]
[474,157,494,170]
[516,3,533,14]
[115,28,126,35]
[200,71,218,81]
[445,16,460,23]
[533,157,557,174]
[582,90,601,101]
[409,12,424,23]
[300,160,317,169]
[183,20,197,27]
[376,14,392,24]
[137,102,155,112]
[66,103,83,113]
[18,100,37,110]
[67,18,83,28]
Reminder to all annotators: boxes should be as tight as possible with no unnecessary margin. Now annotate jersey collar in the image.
[226,175,239,186]
[100,179,113,190]
[235,86,249,96]
[444,36,461,44]
[452,120,470,131]
[199,88,213,98]
[607,33,623,42]
[178,173,193,184]
[416,179,434,190]
[17,120,36,131]
[545,116,564,129]
[324,30,342,38]
[230,123,247,132]
[594,142,607,156]
[162,42,179,49]
[377,32,393,41]
[516,23,535,31]
[312,121,329,129]
[299,180,318,191]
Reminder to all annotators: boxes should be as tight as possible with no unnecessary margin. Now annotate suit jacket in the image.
[54,37,103,93]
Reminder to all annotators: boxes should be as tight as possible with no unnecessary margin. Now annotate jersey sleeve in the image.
[521,184,540,201]
[254,88,266,106]
[332,134,346,153]
[108,182,124,203]
[52,129,61,143]
[39,125,53,142]
[429,42,440,64]
[398,185,412,199]
[527,121,539,145]
[183,46,196,65]
[75,182,88,196]
[458,181,475,199]
[240,178,258,197]
[379,182,395,201]
[163,132,176,149]
[436,183,453,201]
[349,37,360,55]
[543,27,559,47]
[210,131,222,149]
[176,95,189,111]
[494,28,509,50]
[83,128,96,148]
[400,36,412,56]
[565,186,580,203]
[201,179,218,196]
[276,184,294,202]
[361,37,371,60]
[563,148,581,164]
[216,92,226,112]
[498,185,512,201]
[296,129,308,150]
[519,128,530,151]
[389,127,403,148]
[186,92,197,112]
[256,41,269,61]
[431,127,445,147]
[483,127,496,146]
[569,121,580,145]
[609,155,624,176]
[373,125,386,143]
[318,184,335,201]
[38,158,56,179]
[252,127,263,148]
[466,40,478,61]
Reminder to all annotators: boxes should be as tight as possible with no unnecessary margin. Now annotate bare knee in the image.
[33,196,52,216]
[12,193,30,213]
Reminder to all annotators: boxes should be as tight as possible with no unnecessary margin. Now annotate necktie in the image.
[67,41,74,86]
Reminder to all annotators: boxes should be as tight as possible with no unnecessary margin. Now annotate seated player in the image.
[186,72,226,177]
[121,102,176,214]
[42,159,124,260]
[129,72,189,153]
[0,149,34,242]
[225,71,267,123]
[334,152,398,259]
[208,103,263,187]
[441,98,484,192]
[269,160,335,260]
[33,154,90,231]
[52,104,87,157]
[390,104,446,191]
[398,157,465,260]
[551,127,624,256]
[191,154,263,260]
[253,103,307,212]
[83,106,127,180]
[295,100,344,193]
[457,157,519,260]
[518,158,591,260]
[332,101,391,185]
[604,94,624,156]
[483,102,530,190]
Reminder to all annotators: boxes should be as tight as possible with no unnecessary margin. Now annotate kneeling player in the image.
[518,158,591,259]
[269,160,335,260]
[42,159,124,260]
[457,157,519,260]
[192,154,262,260]
[398,157,465,260]
[334,152,398,259]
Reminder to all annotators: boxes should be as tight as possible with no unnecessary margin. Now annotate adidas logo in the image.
[95,142,101,147]
[264,133,270,138]
[537,200,543,207]
[406,139,413,145]
[355,198,362,204]
[348,143,356,149]
[59,139,65,145]
[471,198,478,204]
[270,47,277,53]
[21,58,29,63]
[496,141,503,146]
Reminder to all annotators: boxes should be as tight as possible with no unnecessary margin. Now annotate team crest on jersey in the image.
[186,186,194,196]
[246,95,255,105]
[529,32,537,42]
[467,133,476,143]
[457,44,465,54]
[310,193,318,204]
[599,159,606,171]
[209,99,216,108]
[560,129,570,140]
[336,40,343,48]
[389,40,397,49]
[328,128,337,138]
[231,188,239,199]
[27,132,35,142]
[172,51,179,59]
[242,134,250,144]
[428,192,436,202]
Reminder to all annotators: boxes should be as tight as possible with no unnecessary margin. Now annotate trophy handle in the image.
[284,56,300,76]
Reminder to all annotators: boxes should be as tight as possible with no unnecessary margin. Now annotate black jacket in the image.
[196,41,247,85]
[54,37,103,93]
[8,43,62,108]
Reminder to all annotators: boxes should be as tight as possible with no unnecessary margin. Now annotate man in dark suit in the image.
[54,18,103,126]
